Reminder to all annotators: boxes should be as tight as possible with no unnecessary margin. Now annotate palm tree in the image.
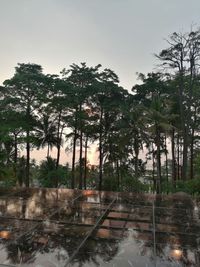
[35,113,58,157]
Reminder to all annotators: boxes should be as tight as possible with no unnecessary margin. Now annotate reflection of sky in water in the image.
[0,188,198,266]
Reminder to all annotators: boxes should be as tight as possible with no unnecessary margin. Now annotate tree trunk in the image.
[47,143,50,158]
[178,69,188,181]
[71,110,78,189]
[152,144,156,193]
[190,108,196,179]
[13,132,18,183]
[83,136,88,190]
[156,127,161,194]
[99,108,103,191]
[119,159,122,189]
[25,129,30,187]
[56,112,62,169]
[190,132,194,179]
[177,134,180,180]
[71,128,77,189]
[79,129,83,189]
[171,128,176,186]
[188,55,195,180]
[116,160,120,191]
[55,112,63,188]
[165,133,169,185]
[180,138,183,179]
[78,102,83,190]
[134,134,139,178]
[14,133,18,165]
[182,128,188,180]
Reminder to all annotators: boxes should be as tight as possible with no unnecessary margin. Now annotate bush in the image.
[121,175,149,192]
[0,164,16,188]
[162,178,200,195]
[102,175,119,191]
[102,174,148,192]
[37,157,70,188]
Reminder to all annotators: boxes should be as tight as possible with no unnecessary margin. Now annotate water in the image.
[0,188,199,266]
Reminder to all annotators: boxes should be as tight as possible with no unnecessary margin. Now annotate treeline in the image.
[1,28,200,193]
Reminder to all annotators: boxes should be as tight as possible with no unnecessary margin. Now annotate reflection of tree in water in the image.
[3,189,199,266]
[70,238,119,267]
[0,188,82,220]
[108,192,200,266]
[154,193,200,266]
[5,241,39,265]
[2,189,119,266]
[4,225,119,266]
[51,199,105,225]
[95,192,157,266]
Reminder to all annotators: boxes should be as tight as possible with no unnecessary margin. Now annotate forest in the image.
[1,29,200,195]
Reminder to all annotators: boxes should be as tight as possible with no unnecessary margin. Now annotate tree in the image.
[61,63,101,189]
[35,111,58,158]
[90,68,128,190]
[3,63,48,187]
[133,73,171,193]
[156,29,200,180]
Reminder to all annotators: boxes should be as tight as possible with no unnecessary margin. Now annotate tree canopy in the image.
[1,28,200,194]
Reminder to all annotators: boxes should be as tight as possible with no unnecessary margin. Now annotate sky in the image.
[1,0,200,91]
[1,0,200,164]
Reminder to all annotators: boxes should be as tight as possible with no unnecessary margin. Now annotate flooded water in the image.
[0,188,199,266]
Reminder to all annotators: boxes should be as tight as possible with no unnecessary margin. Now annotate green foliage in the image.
[0,164,16,187]
[102,176,119,191]
[1,28,200,193]
[102,173,148,193]
[194,153,200,177]
[162,178,200,195]
[37,157,70,188]
[121,175,149,193]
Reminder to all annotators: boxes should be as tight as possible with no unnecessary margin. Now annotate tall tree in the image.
[62,63,101,189]
[156,29,200,180]
[90,68,127,190]
[3,63,47,187]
